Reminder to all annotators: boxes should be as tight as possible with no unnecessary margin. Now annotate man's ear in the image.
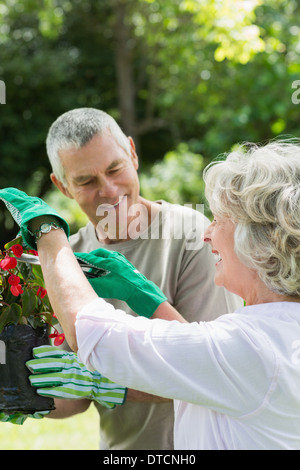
[50,173,74,199]
[128,136,139,171]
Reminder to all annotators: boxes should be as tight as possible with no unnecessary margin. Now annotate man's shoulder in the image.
[159,200,209,223]
[158,200,210,247]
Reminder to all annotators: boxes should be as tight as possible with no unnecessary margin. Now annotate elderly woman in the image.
[0,140,300,449]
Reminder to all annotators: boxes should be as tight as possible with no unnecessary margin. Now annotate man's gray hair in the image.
[46,108,131,186]
[203,138,300,297]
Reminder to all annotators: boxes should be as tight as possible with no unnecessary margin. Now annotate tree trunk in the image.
[113,1,139,149]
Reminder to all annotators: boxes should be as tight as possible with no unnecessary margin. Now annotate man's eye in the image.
[109,167,121,175]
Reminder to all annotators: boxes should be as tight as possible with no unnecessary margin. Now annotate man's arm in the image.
[151,301,187,323]
[48,398,91,419]
[126,389,170,403]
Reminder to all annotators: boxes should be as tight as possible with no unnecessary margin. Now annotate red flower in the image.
[10,244,23,257]
[8,274,21,286]
[37,286,47,299]
[54,334,65,346]
[10,284,24,296]
[0,256,17,270]
[49,330,65,346]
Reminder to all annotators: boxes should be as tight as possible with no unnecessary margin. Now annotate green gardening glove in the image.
[75,248,167,318]
[26,346,127,409]
[0,410,50,425]
[0,187,69,249]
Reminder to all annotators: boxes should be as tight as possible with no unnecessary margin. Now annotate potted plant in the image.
[0,237,62,414]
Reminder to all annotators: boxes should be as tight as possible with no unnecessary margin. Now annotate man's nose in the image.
[98,178,118,199]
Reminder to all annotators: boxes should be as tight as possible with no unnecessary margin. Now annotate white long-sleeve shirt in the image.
[76,299,300,450]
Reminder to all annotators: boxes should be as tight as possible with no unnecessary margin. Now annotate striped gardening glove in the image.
[26,346,127,409]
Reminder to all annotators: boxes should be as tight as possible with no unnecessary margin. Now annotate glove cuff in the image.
[22,213,69,249]
[127,284,167,318]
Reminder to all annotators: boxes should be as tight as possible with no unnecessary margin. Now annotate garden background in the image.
[0,0,299,450]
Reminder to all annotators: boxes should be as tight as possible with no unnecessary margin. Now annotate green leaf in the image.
[18,261,33,281]
[40,311,57,326]
[31,265,45,286]
[0,303,22,333]
[4,236,23,251]
[21,289,37,316]
[27,315,45,329]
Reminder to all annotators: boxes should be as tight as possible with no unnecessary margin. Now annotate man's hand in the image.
[26,346,127,409]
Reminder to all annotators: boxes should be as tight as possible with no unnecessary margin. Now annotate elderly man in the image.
[43,108,242,450]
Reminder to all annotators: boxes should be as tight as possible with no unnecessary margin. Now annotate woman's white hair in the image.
[203,139,300,297]
[46,108,131,186]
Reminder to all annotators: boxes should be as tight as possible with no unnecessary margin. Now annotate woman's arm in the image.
[36,228,186,351]
[36,229,98,351]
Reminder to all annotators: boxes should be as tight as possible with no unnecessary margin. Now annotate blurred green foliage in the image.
[140,143,208,212]
[0,0,299,244]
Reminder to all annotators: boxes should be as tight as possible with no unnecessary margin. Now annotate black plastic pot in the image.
[0,324,55,414]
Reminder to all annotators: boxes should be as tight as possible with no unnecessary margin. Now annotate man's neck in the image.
[94,198,161,245]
